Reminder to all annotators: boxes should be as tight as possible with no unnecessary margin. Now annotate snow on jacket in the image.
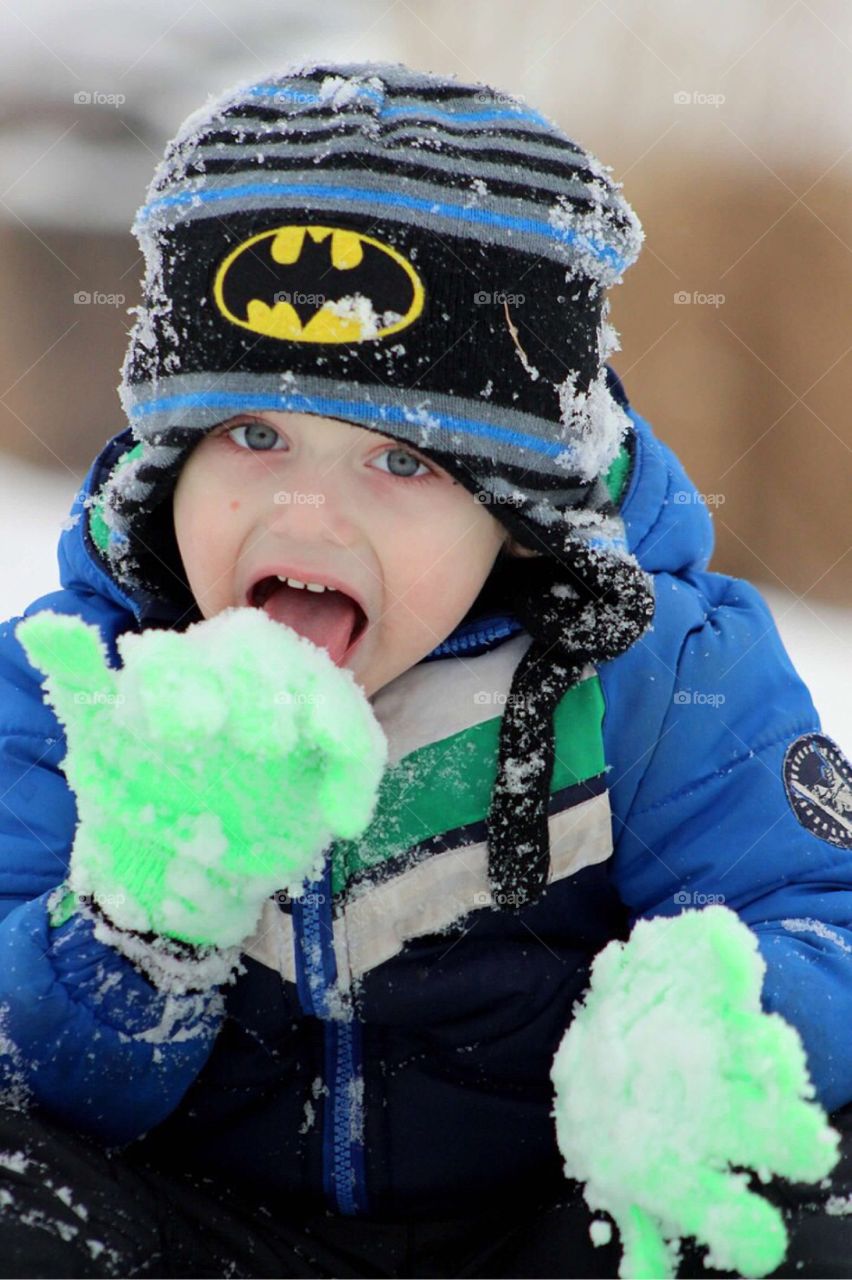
[0,377,850,1220]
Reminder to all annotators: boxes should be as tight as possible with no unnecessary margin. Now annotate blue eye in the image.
[371,447,432,479]
[227,421,286,452]
[222,422,433,481]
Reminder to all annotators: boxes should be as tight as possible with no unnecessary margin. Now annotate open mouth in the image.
[248,575,369,663]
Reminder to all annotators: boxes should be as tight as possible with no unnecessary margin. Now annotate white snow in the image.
[298,1100,316,1134]
[0,1149,31,1174]
[502,751,544,795]
[348,1074,365,1143]
[589,1217,613,1246]
[555,364,631,482]
[321,293,403,339]
[780,918,852,955]
[826,1194,852,1216]
[317,72,385,113]
[0,1004,33,1111]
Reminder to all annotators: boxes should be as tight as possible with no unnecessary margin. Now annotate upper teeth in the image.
[276,574,337,593]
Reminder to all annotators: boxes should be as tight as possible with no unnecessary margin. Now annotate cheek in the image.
[172,483,201,566]
[387,520,498,626]
[173,471,227,586]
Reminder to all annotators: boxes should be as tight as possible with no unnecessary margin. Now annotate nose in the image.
[265,461,360,546]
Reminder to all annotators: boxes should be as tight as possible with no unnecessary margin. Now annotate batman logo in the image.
[212,224,425,343]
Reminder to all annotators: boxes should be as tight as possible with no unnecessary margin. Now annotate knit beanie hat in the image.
[95,57,656,911]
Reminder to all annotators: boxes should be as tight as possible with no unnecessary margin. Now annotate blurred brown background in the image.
[1,0,849,604]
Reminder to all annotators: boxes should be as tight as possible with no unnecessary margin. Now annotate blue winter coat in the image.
[1,382,850,1221]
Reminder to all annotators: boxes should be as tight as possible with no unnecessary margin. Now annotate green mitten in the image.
[550,905,841,1279]
[16,606,387,950]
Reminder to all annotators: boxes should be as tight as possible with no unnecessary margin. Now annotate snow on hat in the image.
[93,58,655,910]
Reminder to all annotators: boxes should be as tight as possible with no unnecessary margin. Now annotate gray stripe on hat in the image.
[378,121,592,170]
[186,139,610,214]
[193,111,590,172]
[118,369,606,482]
[486,474,602,512]
[219,87,563,139]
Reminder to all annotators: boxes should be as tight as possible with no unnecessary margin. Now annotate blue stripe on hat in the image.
[244,82,386,107]
[381,104,551,127]
[128,390,576,462]
[243,82,551,128]
[136,182,626,273]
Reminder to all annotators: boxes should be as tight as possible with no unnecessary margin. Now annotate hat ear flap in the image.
[485,544,655,911]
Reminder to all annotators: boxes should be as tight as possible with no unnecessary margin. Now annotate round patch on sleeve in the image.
[782,732,852,850]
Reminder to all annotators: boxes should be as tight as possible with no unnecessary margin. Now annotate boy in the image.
[0,57,850,1279]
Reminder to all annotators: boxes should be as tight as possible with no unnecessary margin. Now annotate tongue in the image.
[260,582,359,666]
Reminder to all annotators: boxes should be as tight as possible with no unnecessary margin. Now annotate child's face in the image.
[172,410,511,698]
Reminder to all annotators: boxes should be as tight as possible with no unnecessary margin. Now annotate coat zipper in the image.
[424,613,523,659]
[292,853,367,1215]
[291,613,522,1215]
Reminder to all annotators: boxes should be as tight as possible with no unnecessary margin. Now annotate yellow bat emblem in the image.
[212,224,425,343]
